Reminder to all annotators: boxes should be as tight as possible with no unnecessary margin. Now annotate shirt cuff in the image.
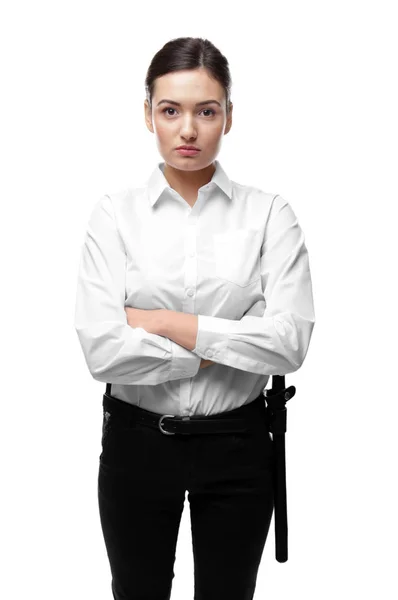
[192,314,229,361]
[171,341,201,378]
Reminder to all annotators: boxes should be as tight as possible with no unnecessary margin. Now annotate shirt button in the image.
[187,289,195,297]
[206,350,214,358]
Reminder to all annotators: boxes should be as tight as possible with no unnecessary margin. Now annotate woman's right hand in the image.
[199,359,216,369]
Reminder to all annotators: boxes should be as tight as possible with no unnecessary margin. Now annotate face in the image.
[144,68,232,172]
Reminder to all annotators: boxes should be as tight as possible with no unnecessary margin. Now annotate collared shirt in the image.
[74,160,315,416]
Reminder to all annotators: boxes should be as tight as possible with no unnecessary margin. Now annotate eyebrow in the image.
[156,99,222,108]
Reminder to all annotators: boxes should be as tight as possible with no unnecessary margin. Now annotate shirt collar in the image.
[145,159,233,207]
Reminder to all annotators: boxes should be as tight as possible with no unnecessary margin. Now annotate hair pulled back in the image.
[145,37,232,115]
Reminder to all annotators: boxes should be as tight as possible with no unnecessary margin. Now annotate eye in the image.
[162,107,216,117]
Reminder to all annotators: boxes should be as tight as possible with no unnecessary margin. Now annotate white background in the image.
[1,1,397,598]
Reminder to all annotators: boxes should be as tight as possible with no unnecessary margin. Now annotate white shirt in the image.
[74,160,315,416]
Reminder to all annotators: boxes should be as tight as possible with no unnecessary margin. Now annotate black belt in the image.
[104,375,295,563]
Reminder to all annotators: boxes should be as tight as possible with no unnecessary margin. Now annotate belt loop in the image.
[106,382,112,396]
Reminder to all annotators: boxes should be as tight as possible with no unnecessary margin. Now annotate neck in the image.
[163,161,216,198]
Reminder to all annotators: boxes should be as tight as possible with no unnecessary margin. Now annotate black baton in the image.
[264,375,296,563]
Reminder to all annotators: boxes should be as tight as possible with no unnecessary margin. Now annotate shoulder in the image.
[100,185,147,216]
[102,186,135,208]
[231,178,280,207]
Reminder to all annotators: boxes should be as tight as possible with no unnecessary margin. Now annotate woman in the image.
[74,36,315,600]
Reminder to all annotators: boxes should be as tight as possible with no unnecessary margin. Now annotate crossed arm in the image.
[124,307,198,353]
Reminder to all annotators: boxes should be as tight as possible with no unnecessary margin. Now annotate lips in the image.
[176,146,200,150]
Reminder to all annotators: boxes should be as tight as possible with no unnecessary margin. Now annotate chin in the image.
[166,157,205,171]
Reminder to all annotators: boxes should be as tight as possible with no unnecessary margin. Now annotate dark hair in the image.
[145,37,232,115]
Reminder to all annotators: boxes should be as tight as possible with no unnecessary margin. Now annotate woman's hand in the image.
[124,307,163,335]
[199,359,216,369]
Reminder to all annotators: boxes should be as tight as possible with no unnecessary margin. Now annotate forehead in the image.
[153,69,224,102]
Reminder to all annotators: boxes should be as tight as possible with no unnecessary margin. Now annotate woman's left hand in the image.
[124,307,164,335]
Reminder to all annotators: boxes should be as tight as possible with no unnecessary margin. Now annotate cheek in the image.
[154,119,173,138]
[204,122,225,138]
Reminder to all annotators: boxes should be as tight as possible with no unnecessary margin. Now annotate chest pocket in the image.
[213,229,261,287]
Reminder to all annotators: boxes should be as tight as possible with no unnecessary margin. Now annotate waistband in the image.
[102,390,268,436]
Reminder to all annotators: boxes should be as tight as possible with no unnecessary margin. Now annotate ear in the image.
[144,99,154,133]
[225,102,233,134]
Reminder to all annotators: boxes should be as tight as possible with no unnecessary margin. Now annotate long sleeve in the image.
[192,194,316,375]
[74,194,201,384]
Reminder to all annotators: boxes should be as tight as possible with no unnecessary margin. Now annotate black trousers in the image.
[98,392,274,600]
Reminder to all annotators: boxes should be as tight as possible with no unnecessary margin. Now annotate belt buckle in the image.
[158,414,176,435]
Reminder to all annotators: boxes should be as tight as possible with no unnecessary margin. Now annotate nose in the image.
[179,115,197,139]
